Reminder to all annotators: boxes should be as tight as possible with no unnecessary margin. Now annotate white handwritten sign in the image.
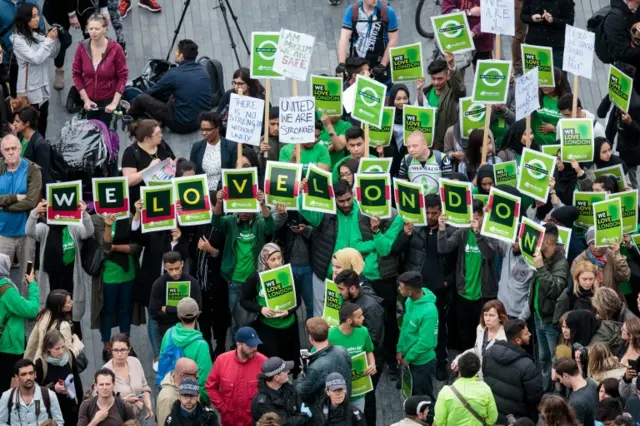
[226,93,265,146]
[279,96,316,143]
[481,0,515,36]
[273,28,315,81]
[562,25,595,80]
[515,67,539,120]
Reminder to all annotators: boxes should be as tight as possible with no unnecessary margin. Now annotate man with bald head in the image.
[397,130,449,195]
[156,357,199,425]
[0,135,41,282]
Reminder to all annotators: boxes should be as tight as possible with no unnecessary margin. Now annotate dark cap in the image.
[179,377,199,396]
[339,302,360,323]
[325,372,347,391]
[404,395,431,415]
[261,357,294,377]
[235,326,262,347]
[398,271,423,289]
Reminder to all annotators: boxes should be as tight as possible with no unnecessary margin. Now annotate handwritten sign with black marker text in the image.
[226,93,265,146]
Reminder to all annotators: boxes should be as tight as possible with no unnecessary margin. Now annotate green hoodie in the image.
[396,287,438,366]
[159,323,212,405]
[0,279,39,355]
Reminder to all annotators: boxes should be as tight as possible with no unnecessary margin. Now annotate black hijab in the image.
[388,84,410,125]
[476,164,494,195]
[566,309,600,347]
[501,119,540,157]
[554,160,578,207]
[594,137,628,174]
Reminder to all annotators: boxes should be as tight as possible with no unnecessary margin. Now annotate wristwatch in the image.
[329,132,336,137]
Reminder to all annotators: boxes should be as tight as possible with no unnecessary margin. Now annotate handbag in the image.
[74,352,89,373]
[10,62,29,113]
[232,287,258,328]
[449,384,491,426]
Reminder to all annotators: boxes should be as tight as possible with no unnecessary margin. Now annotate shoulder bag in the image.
[449,384,490,426]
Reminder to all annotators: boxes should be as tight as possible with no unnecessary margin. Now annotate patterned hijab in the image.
[258,243,282,272]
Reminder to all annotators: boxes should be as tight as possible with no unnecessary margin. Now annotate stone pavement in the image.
[40,0,610,424]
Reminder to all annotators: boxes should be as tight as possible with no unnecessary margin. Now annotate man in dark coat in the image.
[165,377,219,426]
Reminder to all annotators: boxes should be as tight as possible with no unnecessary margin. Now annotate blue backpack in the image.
[155,328,203,391]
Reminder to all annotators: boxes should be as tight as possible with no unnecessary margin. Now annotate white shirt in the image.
[0,385,64,426]
[202,142,222,190]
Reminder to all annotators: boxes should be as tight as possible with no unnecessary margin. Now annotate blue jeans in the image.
[535,316,559,391]
[100,280,134,343]
[148,314,161,358]
[410,360,437,424]
[292,265,314,319]
[229,280,244,333]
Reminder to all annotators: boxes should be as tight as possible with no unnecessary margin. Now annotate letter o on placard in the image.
[365,185,382,201]
[495,202,511,219]
[183,188,200,205]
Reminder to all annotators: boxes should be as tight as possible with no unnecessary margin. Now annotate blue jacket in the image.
[0,0,42,64]
[147,59,212,128]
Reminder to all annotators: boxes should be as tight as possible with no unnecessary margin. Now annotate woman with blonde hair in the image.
[331,248,365,279]
[554,260,599,322]
[587,342,626,383]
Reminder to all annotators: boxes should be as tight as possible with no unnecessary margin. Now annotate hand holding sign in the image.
[34,199,47,215]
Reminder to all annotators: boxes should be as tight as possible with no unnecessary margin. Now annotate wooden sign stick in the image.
[262,80,271,159]
[292,80,301,164]
[572,75,580,118]
[237,88,244,168]
[525,114,532,148]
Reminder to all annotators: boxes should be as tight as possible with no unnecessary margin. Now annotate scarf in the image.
[587,248,607,284]
[332,248,365,275]
[258,243,281,273]
[388,84,410,125]
[43,225,65,276]
[566,309,601,347]
[46,351,69,367]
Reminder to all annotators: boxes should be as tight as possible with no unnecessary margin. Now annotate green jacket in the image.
[212,213,275,282]
[396,287,438,365]
[434,377,499,426]
[351,212,404,280]
[0,279,39,355]
[160,323,212,405]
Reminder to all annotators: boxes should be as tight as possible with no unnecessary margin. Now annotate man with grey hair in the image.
[157,358,199,426]
[0,135,42,283]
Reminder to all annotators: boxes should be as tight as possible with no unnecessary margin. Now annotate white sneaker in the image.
[153,361,158,372]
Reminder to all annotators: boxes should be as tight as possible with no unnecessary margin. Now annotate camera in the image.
[573,343,589,376]
[50,24,67,38]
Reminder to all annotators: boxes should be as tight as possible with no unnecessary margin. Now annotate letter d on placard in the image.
[448,190,462,207]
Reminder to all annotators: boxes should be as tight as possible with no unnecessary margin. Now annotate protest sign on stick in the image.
[273,28,314,81]
[431,12,475,54]
[279,96,316,145]
[226,93,265,147]
[562,25,595,118]
[250,32,284,79]
[481,0,515,37]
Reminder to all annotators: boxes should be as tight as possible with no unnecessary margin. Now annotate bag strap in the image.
[40,386,52,419]
[24,63,28,93]
[449,384,488,426]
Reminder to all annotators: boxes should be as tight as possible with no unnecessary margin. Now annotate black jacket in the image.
[600,91,640,167]
[521,0,575,48]
[149,272,202,339]
[309,215,338,279]
[22,131,53,184]
[189,138,238,175]
[251,381,310,425]
[605,0,640,65]
[313,397,366,426]
[352,284,385,351]
[482,341,544,423]
[165,400,219,426]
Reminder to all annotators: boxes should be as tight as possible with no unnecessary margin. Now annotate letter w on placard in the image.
[53,192,75,207]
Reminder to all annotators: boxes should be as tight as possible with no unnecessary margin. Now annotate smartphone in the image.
[630,360,637,371]
[136,393,145,399]
[300,349,310,359]
[26,261,33,276]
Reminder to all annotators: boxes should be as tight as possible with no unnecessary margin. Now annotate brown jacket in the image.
[571,249,631,297]
[77,396,135,426]
[0,157,42,212]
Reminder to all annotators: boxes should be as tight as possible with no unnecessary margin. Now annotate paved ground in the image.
[38,0,610,424]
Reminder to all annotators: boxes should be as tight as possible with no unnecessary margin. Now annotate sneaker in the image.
[53,69,64,90]
[119,0,132,18]
[328,0,341,4]
[153,360,158,372]
[139,0,162,12]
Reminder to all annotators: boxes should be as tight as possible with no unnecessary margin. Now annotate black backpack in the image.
[80,234,105,277]
[7,386,52,422]
[588,6,624,64]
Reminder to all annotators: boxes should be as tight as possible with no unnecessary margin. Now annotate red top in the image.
[72,39,128,102]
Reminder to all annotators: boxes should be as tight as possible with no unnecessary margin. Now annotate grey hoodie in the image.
[496,242,534,320]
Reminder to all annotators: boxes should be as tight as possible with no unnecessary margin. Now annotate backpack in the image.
[80,235,105,277]
[588,6,624,64]
[349,1,388,56]
[86,395,127,421]
[156,328,203,391]
[49,143,69,182]
[7,386,52,422]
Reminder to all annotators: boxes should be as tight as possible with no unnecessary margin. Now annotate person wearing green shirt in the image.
[279,120,332,175]
[318,111,352,168]
[531,68,570,146]
[331,126,381,182]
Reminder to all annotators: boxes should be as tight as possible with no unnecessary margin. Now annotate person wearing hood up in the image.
[548,206,585,264]
[498,118,538,163]
[475,164,495,195]
[388,83,410,153]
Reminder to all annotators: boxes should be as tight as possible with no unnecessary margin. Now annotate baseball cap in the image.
[586,226,595,246]
[404,395,432,415]
[179,377,199,396]
[177,297,199,319]
[235,326,262,347]
[325,372,346,391]
[261,357,294,377]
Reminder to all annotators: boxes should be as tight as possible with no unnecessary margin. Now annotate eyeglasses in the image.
[200,127,215,133]
[232,80,248,87]
[112,348,130,354]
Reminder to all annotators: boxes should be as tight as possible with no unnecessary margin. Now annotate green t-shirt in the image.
[461,231,482,301]
[427,88,440,108]
[257,281,295,329]
[318,118,353,167]
[532,95,563,146]
[279,143,332,175]
[102,224,136,284]
[328,326,374,400]
[62,226,75,266]
[232,225,256,283]
[20,138,28,157]
[491,115,509,150]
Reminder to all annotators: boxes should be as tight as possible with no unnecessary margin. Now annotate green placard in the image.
[166,281,190,307]
[517,148,556,202]
[174,175,212,226]
[222,167,259,213]
[401,365,413,401]
[302,165,336,214]
[355,173,392,219]
[47,180,82,226]
[609,190,638,233]
[369,107,394,147]
[521,44,555,88]
[519,217,546,269]
[92,177,129,220]
[439,178,473,227]
[141,185,176,233]
[265,161,303,210]
[560,118,594,162]
[459,97,487,138]
[322,279,342,328]
[403,105,436,147]
[250,32,283,79]
[472,60,512,104]
[493,161,518,187]
[394,178,427,226]
[352,75,386,128]
[608,64,632,114]
[390,43,423,82]
[632,234,640,251]
[473,194,489,206]
[358,157,392,174]
[351,352,374,398]
[480,186,521,243]
[431,12,475,53]
[311,75,343,116]
[259,264,297,311]
[541,144,561,157]
[593,164,626,191]
[593,198,623,247]
[573,191,607,229]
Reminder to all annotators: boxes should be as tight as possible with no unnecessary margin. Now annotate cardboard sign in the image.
[480,186,521,243]
[394,178,427,226]
[472,60,513,104]
[259,264,297,310]
[608,64,633,114]
[355,173,392,219]
[221,168,259,213]
[517,148,557,202]
[519,217,546,269]
[403,105,436,147]
[480,0,515,36]
[439,178,473,227]
[515,67,539,121]
[369,107,395,147]
[264,161,302,210]
[521,45,555,87]
[226,94,265,146]
[390,43,424,82]
[166,281,190,307]
[459,97,487,138]
[593,198,623,247]
[431,12,475,53]
[47,181,82,226]
[141,185,176,233]
[493,161,518,187]
[279,96,316,144]
[273,28,314,81]
[358,158,393,174]
[563,25,595,80]
[593,164,626,191]
[302,165,335,214]
[609,190,638,234]
[174,175,212,226]
[250,32,284,79]
[560,118,594,162]
[541,144,561,157]
[322,279,342,327]
[351,352,374,397]
[92,177,129,220]
[573,191,607,228]
[310,75,343,116]
[352,75,386,128]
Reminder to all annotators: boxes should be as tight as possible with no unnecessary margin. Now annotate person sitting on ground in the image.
[128,39,211,134]
[165,377,219,426]
[77,368,135,426]
[157,358,199,426]
[391,395,432,426]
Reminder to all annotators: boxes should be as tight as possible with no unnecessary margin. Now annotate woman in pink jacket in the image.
[71,14,128,127]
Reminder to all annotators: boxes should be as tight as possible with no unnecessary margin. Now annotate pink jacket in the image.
[441,0,495,53]
[205,350,267,426]
[72,39,128,102]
